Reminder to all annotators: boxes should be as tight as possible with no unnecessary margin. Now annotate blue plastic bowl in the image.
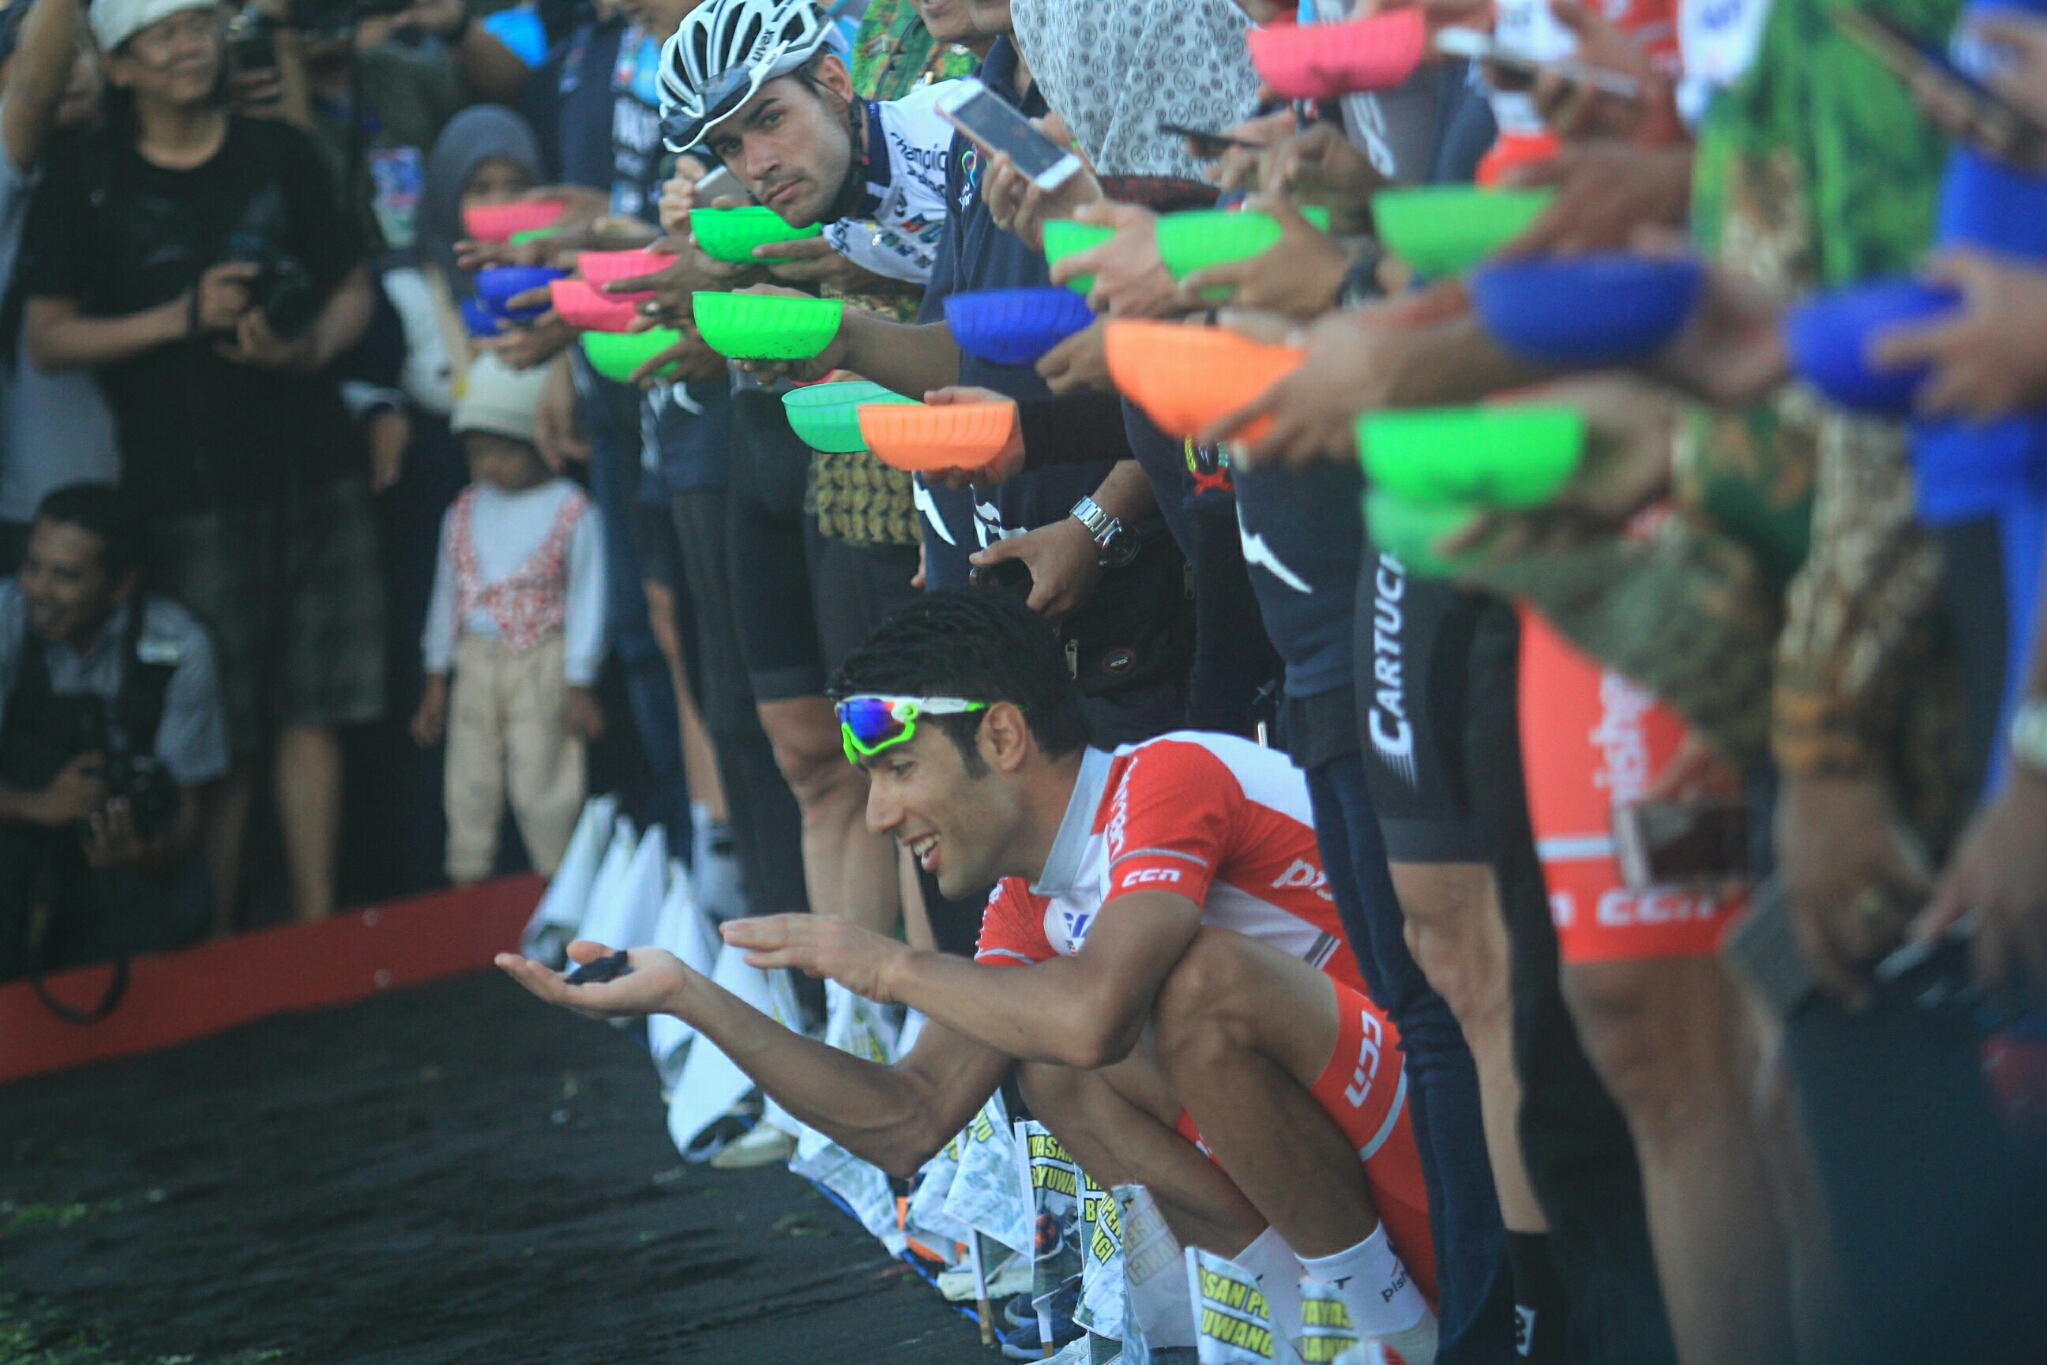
[1470,254,1704,365]
[459,297,500,339]
[944,287,1096,366]
[1783,280,1961,416]
[475,265,566,324]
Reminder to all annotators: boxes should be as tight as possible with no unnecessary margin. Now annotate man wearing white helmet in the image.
[658,0,957,285]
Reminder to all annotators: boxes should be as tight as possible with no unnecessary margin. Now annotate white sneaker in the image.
[709,1121,796,1169]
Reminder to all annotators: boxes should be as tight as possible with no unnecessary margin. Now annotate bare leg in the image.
[1563,955,1795,1365]
[275,725,341,921]
[205,762,256,937]
[1018,1046,1268,1254]
[756,695,898,934]
[1150,928,1377,1258]
[1391,861,1546,1233]
[643,580,729,822]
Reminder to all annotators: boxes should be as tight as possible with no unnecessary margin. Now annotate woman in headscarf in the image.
[1009,0,1262,181]
[390,104,545,419]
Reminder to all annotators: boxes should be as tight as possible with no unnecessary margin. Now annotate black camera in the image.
[84,753,183,843]
[246,251,323,339]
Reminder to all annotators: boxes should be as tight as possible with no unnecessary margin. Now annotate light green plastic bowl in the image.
[1359,405,1584,509]
[692,291,843,360]
[1155,206,1334,280]
[1042,219,1115,295]
[1369,187,1554,276]
[581,328,681,382]
[1363,490,1480,579]
[783,381,917,453]
[689,206,824,264]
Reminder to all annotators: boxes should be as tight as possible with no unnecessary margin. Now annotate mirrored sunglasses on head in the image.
[837,695,989,764]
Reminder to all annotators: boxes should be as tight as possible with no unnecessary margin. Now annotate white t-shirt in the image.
[821,79,960,285]
[0,107,119,525]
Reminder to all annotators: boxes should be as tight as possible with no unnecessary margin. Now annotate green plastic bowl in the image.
[581,328,682,383]
[1364,490,1480,579]
[1043,219,1115,295]
[1369,187,1554,276]
[1359,405,1584,509]
[783,380,916,453]
[689,207,824,264]
[1155,206,1334,280]
[692,291,843,360]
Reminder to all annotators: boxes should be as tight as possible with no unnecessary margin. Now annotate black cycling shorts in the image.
[1354,553,1520,864]
[726,390,920,702]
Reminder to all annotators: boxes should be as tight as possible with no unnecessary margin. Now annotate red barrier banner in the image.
[0,875,543,1085]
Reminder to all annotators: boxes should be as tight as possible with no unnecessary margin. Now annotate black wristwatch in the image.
[1071,495,1138,569]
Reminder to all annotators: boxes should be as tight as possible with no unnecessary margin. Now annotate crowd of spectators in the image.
[3,0,2047,1360]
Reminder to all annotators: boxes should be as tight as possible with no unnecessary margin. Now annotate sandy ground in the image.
[1,972,985,1364]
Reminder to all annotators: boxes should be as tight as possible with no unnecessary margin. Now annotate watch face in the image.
[1101,532,1140,569]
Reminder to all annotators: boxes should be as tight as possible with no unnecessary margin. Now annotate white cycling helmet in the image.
[658,0,836,153]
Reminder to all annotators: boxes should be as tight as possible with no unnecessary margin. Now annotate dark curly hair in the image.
[829,590,1092,774]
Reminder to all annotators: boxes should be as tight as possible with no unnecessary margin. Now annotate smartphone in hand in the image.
[936,79,1083,191]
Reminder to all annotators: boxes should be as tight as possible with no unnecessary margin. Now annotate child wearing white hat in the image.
[414,352,606,882]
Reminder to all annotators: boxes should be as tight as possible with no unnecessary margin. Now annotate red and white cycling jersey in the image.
[974,732,1365,994]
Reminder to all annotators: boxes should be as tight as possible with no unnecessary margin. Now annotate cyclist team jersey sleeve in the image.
[972,735,1363,992]
[822,79,959,285]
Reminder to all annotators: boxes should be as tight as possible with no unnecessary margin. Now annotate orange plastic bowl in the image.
[1103,320,1302,445]
[859,401,1017,472]
[576,249,670,303]
[549,279,641,333]
[463,200,567,243]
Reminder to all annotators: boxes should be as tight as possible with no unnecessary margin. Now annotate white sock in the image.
[1231,1226,1306,1349]
[1300,1226,1435,1365]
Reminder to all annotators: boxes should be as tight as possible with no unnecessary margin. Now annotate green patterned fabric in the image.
[1683,0,1960,574]
[852,0,981,101]
[1690,0,1960,290]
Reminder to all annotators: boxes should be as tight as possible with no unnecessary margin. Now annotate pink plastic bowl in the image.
[576,249,671,304]
[548,279,641,333]
[1246,8,1429,100]
[462,200,567,243]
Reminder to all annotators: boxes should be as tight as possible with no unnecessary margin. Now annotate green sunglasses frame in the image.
[838,696,991,765]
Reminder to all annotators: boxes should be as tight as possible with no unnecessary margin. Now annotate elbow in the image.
[1059,1012,1142,1073]
[867,1122,951,1180]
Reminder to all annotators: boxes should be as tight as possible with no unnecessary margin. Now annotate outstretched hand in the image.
[496,940,699,1020]
[719,914,913,1003]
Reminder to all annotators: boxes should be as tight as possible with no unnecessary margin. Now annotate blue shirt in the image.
[915,36,1116,583]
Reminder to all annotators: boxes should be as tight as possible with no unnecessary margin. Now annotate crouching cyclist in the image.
[501,591,1443,1362]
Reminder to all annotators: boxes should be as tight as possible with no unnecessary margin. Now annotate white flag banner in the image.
[790,1123,905,1254]
[943,1093,1032,1256]
[1077,1172,1125,1342]
[1120,1185,1194,1362]
[521,795,618,958]
[787,981,906,1251]
[1187,1248,1276,1364]
[666,942,779,1152]
[1296,1280,1360,1364]
[895,1008,928,1060]
[576,822,667,958]
[645,865,715,1085]
[1017,1120,1084,1318]
[570,816,638,952]
[906,1132,971,1253]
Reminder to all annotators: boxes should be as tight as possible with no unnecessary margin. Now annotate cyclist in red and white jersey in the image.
[500,591,1443,1363]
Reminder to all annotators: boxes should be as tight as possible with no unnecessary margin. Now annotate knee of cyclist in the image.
[1562,962,1697,1139]
[768,732,857,801]
[1154,929,1258,1061]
